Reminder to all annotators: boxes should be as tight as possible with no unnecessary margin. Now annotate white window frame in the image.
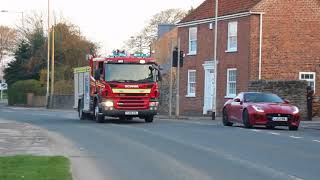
[227,21,238,52]
[226,68,237,98]
[187,70,196,97]
[188,27,197,55]
[299,72,316,92]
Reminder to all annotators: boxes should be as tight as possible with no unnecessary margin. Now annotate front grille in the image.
[266,114,293,121]
[117,98,146,109]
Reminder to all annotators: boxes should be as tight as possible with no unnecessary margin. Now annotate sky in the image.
[0,0,204,54]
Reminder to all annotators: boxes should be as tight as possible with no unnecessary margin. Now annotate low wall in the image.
[249,80,308,118]
[27,93,46,107]
[51,95,74,110]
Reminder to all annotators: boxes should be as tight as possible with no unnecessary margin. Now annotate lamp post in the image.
[46,0,51,108]
[0,10,24,27]
[212,0,218,120]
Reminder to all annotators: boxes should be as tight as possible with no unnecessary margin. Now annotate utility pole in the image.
[50,25,55,107]
[213,0,218,120]
[46,0,50,108]
[175,38,181,118]
[169,40,173,117]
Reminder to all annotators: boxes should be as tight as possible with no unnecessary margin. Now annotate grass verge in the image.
[0,155,72,180]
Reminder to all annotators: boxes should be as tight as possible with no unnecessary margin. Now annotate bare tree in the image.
[0,26,17,64]
[124,9,187,53]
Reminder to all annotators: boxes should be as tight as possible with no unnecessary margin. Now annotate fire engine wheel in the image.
[145,116,154,123]
[94,103,105,123]
[78,101,86,120]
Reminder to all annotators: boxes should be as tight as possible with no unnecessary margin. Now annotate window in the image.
[300,72,316,91]
[227,21,238,52]
[226,69,237,97]
[188,27,197,55]
[187,70,196,97]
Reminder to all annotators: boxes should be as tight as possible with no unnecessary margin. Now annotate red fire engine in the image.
[74,53,161,123]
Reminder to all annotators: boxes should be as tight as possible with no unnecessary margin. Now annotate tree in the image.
[4,40,32,85]
[124,9,187,53]
[0,26,17,65]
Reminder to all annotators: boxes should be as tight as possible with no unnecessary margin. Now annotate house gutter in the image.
[250,11,265,80]
[177,12,251,27]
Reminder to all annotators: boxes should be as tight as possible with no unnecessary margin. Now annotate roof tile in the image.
[180,0,263,23]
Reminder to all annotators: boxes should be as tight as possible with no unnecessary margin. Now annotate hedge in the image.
[8,80,45,105]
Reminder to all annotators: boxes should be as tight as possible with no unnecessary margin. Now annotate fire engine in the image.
[73,52,161,123]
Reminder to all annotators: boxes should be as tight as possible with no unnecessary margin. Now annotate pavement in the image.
[1,102,320,180]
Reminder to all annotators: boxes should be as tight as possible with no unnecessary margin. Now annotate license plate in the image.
[125,111,139,115]
[272,117,288,121]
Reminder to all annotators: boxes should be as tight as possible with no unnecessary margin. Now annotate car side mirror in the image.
[284,100,290,104]
[158,71,162,82]
[94,69,101,81]
[234,98,241,102]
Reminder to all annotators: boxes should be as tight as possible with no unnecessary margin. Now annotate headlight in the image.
[102,100,114,107]
[149,102,159,107]
[292,106,299,114]
[252,105,264,113]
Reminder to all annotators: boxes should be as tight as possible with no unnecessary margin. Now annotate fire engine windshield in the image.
[104,64,158,83]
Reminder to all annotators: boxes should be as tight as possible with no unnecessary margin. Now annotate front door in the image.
[203,69,215,114]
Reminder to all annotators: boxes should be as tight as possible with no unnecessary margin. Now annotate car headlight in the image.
[292,106,299,114]
[252,105,264,113]
[102,100,114,107]
[149,102,159,107]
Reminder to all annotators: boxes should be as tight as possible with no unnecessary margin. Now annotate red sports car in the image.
[222,92,300,130]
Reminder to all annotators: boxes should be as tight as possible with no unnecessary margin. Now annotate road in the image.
[1,104,320,180]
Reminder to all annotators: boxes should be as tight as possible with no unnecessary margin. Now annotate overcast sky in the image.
[0,0,203,54]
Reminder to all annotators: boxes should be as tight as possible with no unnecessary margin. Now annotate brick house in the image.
[176,0,320,116]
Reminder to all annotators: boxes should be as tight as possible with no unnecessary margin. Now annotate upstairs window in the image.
[188,27,197,55]
[227,21,238,52]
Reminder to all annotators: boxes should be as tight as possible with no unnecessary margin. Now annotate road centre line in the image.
[250,129,262,132]
[289,136,303,139]
[269,132,280,135]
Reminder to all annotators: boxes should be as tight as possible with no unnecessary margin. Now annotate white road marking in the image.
[251,129,262,132]
[312,140,320,143]
[289,136,303,139]
[269,132,280,135]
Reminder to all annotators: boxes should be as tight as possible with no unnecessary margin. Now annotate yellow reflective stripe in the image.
[112,89,151,93]
[74,66,91,73]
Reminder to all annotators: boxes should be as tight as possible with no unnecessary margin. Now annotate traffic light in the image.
[172,48,184,67]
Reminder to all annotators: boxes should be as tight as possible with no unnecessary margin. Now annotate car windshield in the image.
[244,93,284,103]
[105,64,158,83]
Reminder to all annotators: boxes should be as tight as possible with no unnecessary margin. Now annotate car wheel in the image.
[243,109,252,128]
[145,116,154,123]
[289,125,299,131]
[94,102,104,123]
[222,108,233,126]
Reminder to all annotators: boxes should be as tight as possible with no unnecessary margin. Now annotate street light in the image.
[0,10,24,27]
[212,0,218,120]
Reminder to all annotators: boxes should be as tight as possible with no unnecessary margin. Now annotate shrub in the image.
[54,80,73,95]
[8,80,45,105]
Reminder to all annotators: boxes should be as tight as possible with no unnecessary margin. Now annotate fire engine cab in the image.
[74,53,161,123]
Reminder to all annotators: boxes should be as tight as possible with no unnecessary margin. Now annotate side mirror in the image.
[94,69,101,81]
[284,100,290,104]
[234,98,241,102]
[158,71,162,82]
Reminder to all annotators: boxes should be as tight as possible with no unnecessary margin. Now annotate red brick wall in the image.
[251,0,320,95]
[178,16,252,115]
[179,23,214,115]
[216,16,251,114]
